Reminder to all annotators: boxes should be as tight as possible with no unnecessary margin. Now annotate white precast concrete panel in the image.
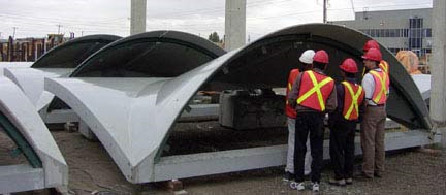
[44,51,238,183]
[45,77,171,183]
[0,62,33,75]
[3,68,73,110]
[412,74,431,101]
[0,77,67,189]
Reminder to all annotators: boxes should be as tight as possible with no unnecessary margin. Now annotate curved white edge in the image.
[3,68,72,110]
[0,62,33,76]
[411,74,431,101]
[44,50,238,183]
[0,77,68,189]
[45,77,169,183]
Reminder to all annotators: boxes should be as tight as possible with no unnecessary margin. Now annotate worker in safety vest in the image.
[288,50,337,192]
[328,58,364,186]
[363,40,390,76]
[283,51,314,182]
[360,47,390,178]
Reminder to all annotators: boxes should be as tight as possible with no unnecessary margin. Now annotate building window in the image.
[370,29,376,37]
[402,29,409,37]
[409,38,422,48]
[424,29,432,37]
[409,18,423,28]
[410,29,423,38]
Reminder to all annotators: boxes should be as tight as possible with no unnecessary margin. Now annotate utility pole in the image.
[431,0,446,146]
[57,24,63,34]
[12,27,18,38]
[130,0,147,35]
[224,0,247,51]
[323,0,327,23]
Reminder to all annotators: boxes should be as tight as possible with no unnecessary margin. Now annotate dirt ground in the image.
[1,122,445,194]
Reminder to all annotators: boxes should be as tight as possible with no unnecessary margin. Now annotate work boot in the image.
[311,182,320,192]
[345,177,353,185]
[290,182,306,191]
[282,171,295,182]
[339,179,346,186]
[329,177,346,186]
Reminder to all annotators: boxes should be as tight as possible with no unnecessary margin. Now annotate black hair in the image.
[301,63,312,71]
[345,72,356,78]
[313,62,326,70]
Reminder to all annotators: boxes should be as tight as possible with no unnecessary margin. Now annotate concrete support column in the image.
[224,0,246,51]
[431,0,446,145]
[130,0,147,35]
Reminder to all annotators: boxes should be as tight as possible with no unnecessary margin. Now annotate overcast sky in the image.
[0,0,432,41]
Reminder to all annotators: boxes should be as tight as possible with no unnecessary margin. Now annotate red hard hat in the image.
[363,40,380,52]
[361,47,382,62]
[313,50,329,64]
[339,58,358,73]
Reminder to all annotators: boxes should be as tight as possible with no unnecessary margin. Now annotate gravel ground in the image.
[1,123,445,194]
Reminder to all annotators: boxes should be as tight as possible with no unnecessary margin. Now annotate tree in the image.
[208,32,221,43]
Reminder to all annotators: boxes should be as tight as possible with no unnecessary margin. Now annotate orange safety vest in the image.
[369,70,389,105]
[342,82,364,120]
[296,70,334,111]
[286,69,299,118]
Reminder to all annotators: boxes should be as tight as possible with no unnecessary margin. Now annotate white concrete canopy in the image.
[44,24,431,183]
[0,77,67,193]
[4,68,73,110]
[0,62,33,75]
[412,74,431,101]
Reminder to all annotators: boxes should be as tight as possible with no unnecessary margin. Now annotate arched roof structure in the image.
[31,35,121,68]
[45,24,429,183]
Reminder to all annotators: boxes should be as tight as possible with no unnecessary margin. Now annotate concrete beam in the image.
[0,165,44,194]
[153,130,440,182]
[130,0,147,35]
[224,0,246,51]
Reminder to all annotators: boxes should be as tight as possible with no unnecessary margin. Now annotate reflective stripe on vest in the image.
[296,71,334,111]
[379,61,389,73]
[342,82,364,120]
[369,70,388,104]
[285,83,292,105]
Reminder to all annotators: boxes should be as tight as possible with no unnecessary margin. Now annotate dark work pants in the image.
[294,112,325,183]
[329,119,356,180]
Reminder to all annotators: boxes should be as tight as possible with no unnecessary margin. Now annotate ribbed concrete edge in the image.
[0,77,68,192]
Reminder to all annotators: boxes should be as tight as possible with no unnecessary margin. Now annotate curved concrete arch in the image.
[45,24,429,183]
[45,31,227,183]
[3,35,121,112]
[203,23,429,129]
[47,30,226,111]
[0,78,67,193]
[31,34,122,68]
[70,30,226,77]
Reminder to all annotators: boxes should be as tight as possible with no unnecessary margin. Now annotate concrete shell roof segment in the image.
[3,35,121,111]
[31,34,122,68]
[45,30,227,183]
[45,24,429,183]
[206,23,429,129]
[70,30,226,77]
[0,77,67,189]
